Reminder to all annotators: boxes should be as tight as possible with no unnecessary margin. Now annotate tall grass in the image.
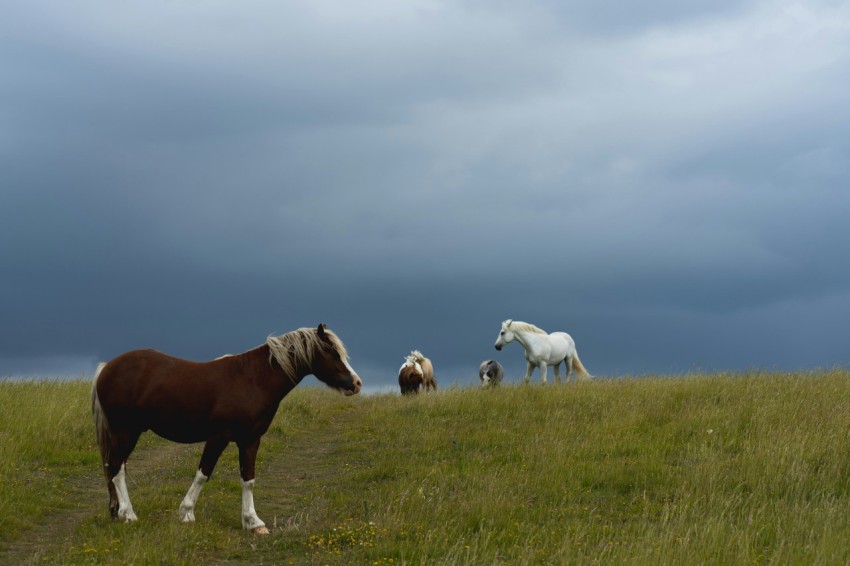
[2,370,850,564]
[0,380,97,538]
[297,370,850,564]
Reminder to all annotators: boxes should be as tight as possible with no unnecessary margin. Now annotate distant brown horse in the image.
[398,356,423,395]
[397,350,437,394]
[91,324,361,534]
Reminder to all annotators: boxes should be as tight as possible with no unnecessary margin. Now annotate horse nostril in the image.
[495,345,501,351]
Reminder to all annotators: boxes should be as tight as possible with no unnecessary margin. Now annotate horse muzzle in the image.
[344,375,362,396]
[495,344,502,351]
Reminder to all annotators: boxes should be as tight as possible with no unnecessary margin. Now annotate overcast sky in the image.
[2,1,849,390]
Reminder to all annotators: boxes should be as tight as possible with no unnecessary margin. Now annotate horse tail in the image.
[572,353,592,381]
[91,362,111,480]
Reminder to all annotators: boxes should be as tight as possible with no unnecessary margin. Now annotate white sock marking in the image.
[241,479,265,530]
[112,464,138,522]
[179,469,208,522]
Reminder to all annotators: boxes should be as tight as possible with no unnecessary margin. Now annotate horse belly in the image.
[149,416,214,444]
[139,384,247,443]
[127,391,219,443]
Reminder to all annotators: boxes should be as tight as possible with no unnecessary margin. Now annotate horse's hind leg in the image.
[179,435,229,523]
[107,429,142,522]
[111,463,138,522]
[564,355,573,382]
[553,362,562,384]
[107,477,119,519]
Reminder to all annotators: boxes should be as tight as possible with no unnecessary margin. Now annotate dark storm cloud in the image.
[2,1,850,387]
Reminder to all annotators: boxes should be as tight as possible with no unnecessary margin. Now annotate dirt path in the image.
[251,403,361,534]
[0,402,363,564]
[0,440,197,565]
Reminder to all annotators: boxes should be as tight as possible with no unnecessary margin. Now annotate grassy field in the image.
[2,370,850,564]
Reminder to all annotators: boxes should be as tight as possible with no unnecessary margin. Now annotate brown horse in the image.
[398,356,423,395]
[397,350,437,394]
[91,324,361,534]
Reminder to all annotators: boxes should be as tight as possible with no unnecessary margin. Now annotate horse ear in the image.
[317,323,327,337]
[505,319,513,327]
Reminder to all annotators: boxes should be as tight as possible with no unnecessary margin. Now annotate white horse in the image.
[494,319,591,384]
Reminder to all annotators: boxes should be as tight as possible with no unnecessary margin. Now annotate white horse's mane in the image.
[266,327,348,378]
[504,320,547,335]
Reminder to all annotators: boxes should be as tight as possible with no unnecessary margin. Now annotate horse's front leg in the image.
[238,437,268,534]
[540,363,548,384]
[553,362,562,384]
[180,435,229,523]
[523,361,535,384]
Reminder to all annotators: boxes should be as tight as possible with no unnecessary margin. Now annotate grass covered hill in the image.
[2,370,850,564]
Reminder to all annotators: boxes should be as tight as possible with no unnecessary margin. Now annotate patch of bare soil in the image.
[1,404,363,565]
[0,440,196,565]
[252,406,361,534]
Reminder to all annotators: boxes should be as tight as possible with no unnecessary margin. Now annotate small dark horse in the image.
[479,359,504,387]
[91,324,361,534]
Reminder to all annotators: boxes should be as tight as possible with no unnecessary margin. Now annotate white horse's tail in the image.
[572,353,592,381]
[91,362,111,480]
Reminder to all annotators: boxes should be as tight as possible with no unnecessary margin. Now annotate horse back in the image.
[95,348,277,442]
[96,349,173,404]
[525,332,575,364]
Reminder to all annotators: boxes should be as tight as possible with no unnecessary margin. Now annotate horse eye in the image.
[500,331,505,336]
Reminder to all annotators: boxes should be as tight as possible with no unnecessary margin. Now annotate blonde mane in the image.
[400,357,422,373]
[399,349,436,393]
[504,320,547,335]
[408,350,427,364]
[266,327,349,378]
